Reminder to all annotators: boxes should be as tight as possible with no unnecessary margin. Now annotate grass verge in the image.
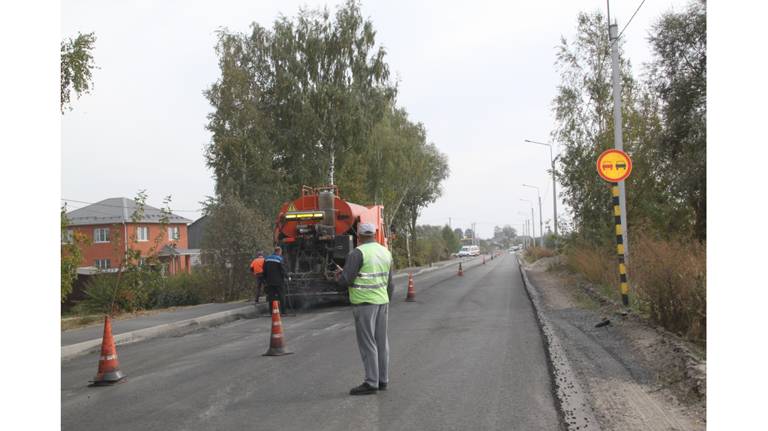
[563,231,705,346]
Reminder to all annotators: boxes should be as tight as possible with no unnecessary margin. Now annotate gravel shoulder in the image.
[523,256,706,431]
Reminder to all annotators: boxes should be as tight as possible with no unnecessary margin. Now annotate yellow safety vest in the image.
[350,242,392,305]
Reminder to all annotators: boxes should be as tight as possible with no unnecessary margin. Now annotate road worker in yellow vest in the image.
[335,222,394,395]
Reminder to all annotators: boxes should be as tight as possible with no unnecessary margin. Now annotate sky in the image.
[61,0,690,239]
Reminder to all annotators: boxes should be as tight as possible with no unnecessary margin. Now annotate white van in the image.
[457,245,480,257]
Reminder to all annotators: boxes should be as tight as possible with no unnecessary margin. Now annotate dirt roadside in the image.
[523,256,706,431]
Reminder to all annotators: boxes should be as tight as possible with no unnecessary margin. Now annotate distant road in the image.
[62,254,560,430]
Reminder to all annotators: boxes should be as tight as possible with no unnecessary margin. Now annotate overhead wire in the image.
[61,198,202,213]
[614,0,647,42]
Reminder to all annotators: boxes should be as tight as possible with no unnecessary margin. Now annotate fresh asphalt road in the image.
[61,254,560,430]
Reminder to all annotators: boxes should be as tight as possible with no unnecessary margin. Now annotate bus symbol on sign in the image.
[596,149,632,182]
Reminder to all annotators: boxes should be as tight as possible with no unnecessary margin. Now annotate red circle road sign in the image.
[596,149,632,182]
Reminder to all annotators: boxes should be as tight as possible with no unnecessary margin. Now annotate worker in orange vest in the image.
[249,251,265,303]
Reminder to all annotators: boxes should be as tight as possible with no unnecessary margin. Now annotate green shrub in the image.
[148,272,210,308]
[72,274,118,315]
[73,272,153,315]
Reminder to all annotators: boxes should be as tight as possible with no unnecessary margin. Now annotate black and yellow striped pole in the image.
[611,184,629,307]
[597,148,633,309]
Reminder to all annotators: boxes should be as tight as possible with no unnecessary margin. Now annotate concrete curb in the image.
[61,303,267,361]
[516,255,601,431]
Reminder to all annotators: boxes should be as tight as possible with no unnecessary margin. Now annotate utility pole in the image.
[524,140,559,244]
[538,195,542,247]
[608,2,629,258]
[523,184,544,248]
[517,213,528,248]
[520,199,536,248]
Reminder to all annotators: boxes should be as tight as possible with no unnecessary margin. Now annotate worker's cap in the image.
[358,223,376,236]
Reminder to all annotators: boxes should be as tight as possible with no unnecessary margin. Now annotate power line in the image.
[61,198,202,213]
[616,0,647,41]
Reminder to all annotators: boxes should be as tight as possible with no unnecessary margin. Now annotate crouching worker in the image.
[335,223,394,395]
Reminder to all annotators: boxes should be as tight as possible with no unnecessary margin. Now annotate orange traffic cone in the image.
[264,301,294,356]
[458,262,464,276]
[91,315,126,386]
[406,273,416,302]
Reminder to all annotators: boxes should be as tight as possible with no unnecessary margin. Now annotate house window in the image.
[62,229,73,244]
[168,226,180,241]
[95,259,111,270]
[137,226,148,242]
[94,227,110,243]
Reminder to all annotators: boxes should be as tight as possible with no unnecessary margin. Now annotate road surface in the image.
[62,254,560,430]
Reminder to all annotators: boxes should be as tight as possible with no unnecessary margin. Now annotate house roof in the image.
[189,215,208,228]
[66,197,192,226]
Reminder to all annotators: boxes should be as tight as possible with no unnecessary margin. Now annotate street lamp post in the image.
[523,184,544,248]
[524,139,559,246]
[520,199,535,248]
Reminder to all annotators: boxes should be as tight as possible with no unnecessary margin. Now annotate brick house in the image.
[64,197,196,275]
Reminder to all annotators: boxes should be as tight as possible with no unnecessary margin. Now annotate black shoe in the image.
[349,382,378,395]
[378,382,387,391]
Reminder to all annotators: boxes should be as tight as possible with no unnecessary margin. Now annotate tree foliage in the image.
[399,225,456,267]
[648,0,707,240]
[442,225,461,255]
[204,1,449,265]
[205,0,396,214]
[61,32,97,113]
[200,194,273,301]
[492,225,517,249]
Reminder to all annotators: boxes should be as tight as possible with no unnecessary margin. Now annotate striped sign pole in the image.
[611,184,629,307]
[597,149,632,309]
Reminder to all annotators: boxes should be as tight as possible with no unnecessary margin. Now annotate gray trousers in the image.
[352,303,389,387]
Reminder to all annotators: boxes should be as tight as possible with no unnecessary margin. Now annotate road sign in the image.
[596,149,632,182]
